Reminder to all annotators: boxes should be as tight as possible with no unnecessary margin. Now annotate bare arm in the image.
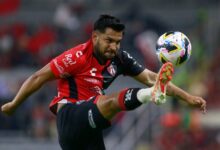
[134,69,189,98]
[1,63,56,115]
[133,69,156,87]
[134,69,206,113]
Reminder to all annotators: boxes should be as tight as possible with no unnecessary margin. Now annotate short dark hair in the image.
[94,14,125,33]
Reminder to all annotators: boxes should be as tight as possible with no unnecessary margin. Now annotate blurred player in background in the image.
[1,14,206,150]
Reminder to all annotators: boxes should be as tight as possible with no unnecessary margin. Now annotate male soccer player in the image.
[1,14,206,150]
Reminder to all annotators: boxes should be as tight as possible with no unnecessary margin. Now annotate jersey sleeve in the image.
[119,51,144,76]
[50,49,83,78]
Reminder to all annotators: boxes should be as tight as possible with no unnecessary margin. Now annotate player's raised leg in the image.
[96,62,174,120]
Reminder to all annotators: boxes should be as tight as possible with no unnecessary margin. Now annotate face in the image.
[92,28,123,62]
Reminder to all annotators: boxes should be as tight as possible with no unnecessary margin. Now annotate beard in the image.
[94,42,117,64]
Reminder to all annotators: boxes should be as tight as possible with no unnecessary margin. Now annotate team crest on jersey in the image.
[107,64,116,76]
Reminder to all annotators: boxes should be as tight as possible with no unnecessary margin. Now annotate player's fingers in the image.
[200,105,206,114]
[1,104,7,112]
[202,106,207,114]
[193,97,206,114]
[1,103,14,116]
[1,104,9,114]
[200,101,207,114]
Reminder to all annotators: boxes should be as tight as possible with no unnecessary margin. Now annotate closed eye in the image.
[105,39,112,43]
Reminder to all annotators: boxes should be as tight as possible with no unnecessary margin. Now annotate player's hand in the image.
[1,102,17,116]
[187,95,207,114]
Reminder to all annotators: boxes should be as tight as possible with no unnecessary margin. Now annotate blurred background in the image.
[0,0,220,150]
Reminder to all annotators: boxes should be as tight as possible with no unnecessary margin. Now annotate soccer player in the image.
[1,14,206,150]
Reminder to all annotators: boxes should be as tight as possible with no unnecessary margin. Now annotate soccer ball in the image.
[156,31,192,66]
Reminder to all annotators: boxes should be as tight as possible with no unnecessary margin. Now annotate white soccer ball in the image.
[156,31,192,66]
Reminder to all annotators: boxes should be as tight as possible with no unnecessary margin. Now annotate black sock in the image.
[118,88,142,111]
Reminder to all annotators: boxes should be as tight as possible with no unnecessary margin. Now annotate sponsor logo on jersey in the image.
[88,109,96,128]
[84,78,101,84]
[62,54,76,67]
[107,64,116,76]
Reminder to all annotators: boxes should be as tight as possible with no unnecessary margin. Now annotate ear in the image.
[92,31,98,43]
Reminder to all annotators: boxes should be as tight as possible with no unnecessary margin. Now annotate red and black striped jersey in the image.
[49,39,144,114]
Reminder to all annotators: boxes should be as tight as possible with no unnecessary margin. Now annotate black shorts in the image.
[56,96,111,150]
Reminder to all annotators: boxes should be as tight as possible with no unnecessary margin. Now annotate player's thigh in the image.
[56,98,110,148]
[85,130,106,150]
